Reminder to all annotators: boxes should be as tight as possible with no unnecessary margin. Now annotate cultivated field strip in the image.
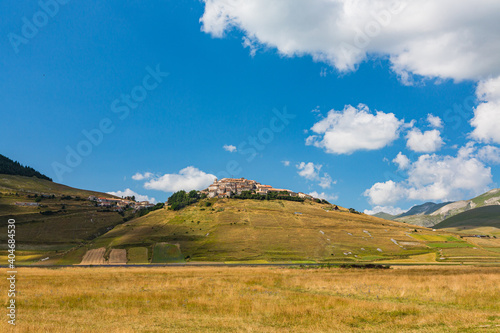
[108,249,127,264]
[79,247,106,265]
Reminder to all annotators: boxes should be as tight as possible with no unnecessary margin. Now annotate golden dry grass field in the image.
[1,266,499,332]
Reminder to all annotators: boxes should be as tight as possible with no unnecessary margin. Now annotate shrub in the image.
[349,208,361,214]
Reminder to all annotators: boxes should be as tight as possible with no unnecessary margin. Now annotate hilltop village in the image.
[88,196,155,211]
[201,178,315,199]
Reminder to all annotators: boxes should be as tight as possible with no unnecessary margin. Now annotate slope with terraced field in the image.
[0,174,132,265]
[83,198,500,264]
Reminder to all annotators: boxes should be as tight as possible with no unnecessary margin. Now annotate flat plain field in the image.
[1,266,499,332]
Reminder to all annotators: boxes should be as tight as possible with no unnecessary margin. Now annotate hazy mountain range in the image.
[373,189,500,228]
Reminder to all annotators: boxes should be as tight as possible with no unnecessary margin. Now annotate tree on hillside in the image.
[167,190,202,210]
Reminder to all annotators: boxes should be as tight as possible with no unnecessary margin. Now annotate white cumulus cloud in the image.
[364,180,406,206]
[364,206,405,216]
[282,160,290,167]
[223,144,237,153]
[318,173,334,189]
[427,114,443,128]
[144,167,216,193]
[132,172,153,181]
[393,152,410,170]
[477,145,500,165]
[308,191,338,202]
[364,145,493,205]
[200,0,500,81]
[306,104,404,154]
[406,129,444,153]
[296,162,321,180]
[471,77,500,144]
[107,188,156,203]
[296,162,334,189]
[200,1,500,143]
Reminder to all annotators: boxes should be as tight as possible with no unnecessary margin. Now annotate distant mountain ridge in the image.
[0,154,52,181]
[397,202,453,218]
[370,189,500,229]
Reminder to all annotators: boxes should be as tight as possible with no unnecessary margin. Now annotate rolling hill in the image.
[0,174,116,198]
[80,198,500,265]
[1,174,499,266]
[434,205,500,230]
[0,154,51,181]
[0,174,127,264]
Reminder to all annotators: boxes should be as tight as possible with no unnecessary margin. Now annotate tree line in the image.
[0,154,52,181]
[167,190,207,210]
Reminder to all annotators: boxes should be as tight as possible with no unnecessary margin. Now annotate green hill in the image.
[87,198,499,264]
[434,206,500,230]
[0,154,51,181]
[0,175,127,264]
[1,176,499,265]
[0,174,116,198]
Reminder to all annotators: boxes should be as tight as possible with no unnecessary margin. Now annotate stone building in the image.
[205,178,301,198]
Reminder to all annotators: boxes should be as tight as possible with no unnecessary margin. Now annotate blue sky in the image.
[2,1,500,214]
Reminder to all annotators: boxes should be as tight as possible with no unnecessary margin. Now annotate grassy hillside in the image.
[84,198,500,264]
[471,188,500,206]
[372,212,395,220]
[0,175,130,265]
[0,153,51,181]
[1,176,498,265]
[395,214,443,228]
[0,174,118,198]
[434,205,500,230]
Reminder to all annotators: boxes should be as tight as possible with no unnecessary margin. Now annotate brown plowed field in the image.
[79,247,106,265]
[108,249,127,264]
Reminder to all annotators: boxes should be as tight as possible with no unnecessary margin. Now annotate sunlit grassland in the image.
[127,247,149,264]
[440,226,500,238]
[152,243,184,263]
[90,199,460,263]
[426,242,473,248]
[1,266,499,332]
[0,175,115,198]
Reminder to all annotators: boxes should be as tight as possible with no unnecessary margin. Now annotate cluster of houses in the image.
[15,195,155,212]
[88,196,155,211]
[15,202,40,207]
[201,178,315,199]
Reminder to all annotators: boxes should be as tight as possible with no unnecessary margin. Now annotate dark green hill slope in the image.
[0,175,125,263]
[0,174,115,198]
[0,154,51,181]
[434,206,500,229]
